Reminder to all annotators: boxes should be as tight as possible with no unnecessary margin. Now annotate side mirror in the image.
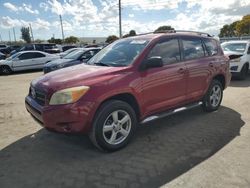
[145,56,163,69]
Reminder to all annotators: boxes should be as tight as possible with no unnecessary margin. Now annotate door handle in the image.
[178,68,186,74]
[209,63,214,67]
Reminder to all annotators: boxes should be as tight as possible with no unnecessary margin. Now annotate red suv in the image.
[25,31,231,151]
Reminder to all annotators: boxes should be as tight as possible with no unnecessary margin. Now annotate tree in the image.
[219,21,239,37]
[123,30,137,38]
[21,27,31,43]
[154,25,174,32]
[236,14,250,36]
[106,35,119,43]
[64,36,79,44]
[48,37,62,44]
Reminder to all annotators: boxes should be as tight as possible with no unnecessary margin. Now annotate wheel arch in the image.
[98,93,141,121]
[213,74,226,89]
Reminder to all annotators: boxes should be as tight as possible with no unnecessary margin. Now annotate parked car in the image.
[25,31,231,151]
[0,44,8,48]
[43,48,101,73]
[59,48,81,58]
[0,52,6,60]
[0,51,59,75]
[10,43,60,56]
[62,45,77,52]
[221,40,250,80]
[0,48,11,56]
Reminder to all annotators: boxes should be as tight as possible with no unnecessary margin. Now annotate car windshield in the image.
[6,52,20,60]
[88,39,149,67]
[63,50,85,59]
[63,48,77,54]
[221,43,247,53]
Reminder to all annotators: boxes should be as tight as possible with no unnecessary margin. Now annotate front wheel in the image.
[89,100,137,152]
[202,79,223,112]
[238,64,248,80]
[1,66,12,75]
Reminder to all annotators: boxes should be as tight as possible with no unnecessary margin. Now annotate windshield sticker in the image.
[130,40,147,44]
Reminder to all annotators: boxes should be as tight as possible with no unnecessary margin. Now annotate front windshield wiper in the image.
[93,62,110,67]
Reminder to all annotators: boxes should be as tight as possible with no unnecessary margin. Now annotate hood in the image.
[45,58,75,67]
[32,64,128,93]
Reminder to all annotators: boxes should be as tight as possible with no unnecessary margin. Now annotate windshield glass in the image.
[88,39,149,67]
[6,52,20,60]
[222,43,247,53]
[64,50,85,59]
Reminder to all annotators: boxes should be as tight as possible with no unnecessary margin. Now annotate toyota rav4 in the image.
[25,31,231,151]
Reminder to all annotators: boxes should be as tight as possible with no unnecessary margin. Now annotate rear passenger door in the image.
[181,36,215,102]
[141,37,188,116]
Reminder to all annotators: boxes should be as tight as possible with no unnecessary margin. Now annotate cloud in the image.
[23,3,39,15]
[3,2,39,14]
[128,14,134,18]
[0,16,28,28]
[3,2,20,12]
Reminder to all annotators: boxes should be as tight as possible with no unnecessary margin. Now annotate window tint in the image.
[18,52,34,60]
[204,39,218,56]
[148,38,181,64]
[182,38,205,60]
[32,52,45,58]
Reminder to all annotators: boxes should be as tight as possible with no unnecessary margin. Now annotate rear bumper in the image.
[25,96,96,133]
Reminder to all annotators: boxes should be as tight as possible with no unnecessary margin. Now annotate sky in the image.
[0,0,249,41]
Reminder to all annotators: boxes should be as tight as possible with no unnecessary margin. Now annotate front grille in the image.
[29,87,46,106]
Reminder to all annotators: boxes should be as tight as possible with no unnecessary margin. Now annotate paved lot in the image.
[0,71,250,188]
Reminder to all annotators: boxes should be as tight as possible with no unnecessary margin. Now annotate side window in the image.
[18,53,33,60]
[148,38,181,64]
[32,52,46,58]
[204,39,218,56]
[182,38,205,60]
[83,50,95,59]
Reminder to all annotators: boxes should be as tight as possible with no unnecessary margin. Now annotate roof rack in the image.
[152,30,213,37]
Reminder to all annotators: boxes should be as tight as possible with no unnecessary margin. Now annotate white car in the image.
[221,40,250,80]
[0,51,59,75]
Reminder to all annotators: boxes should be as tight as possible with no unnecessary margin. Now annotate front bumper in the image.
[25,96,96,133]
[229,62,242,73]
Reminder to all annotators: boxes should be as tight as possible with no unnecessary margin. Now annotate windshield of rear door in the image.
[221,43,247,53]
[88,39,149,67]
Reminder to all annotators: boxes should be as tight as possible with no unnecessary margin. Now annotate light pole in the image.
[59,15,65,43]
[119,0,122,38]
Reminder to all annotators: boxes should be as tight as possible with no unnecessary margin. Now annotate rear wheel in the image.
[89,100,137,152]
[0,66,12,75]
[202,79,223,112]
[238,64,248,80]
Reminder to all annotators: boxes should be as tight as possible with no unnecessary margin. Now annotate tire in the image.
[238,64,248,80]
[89,100,137,152]
[202,79,223,112]
[0,65,12,75]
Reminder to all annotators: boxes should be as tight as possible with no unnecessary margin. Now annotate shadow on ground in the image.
[0,69,42,76]
[230,73,250,87]
[0,106,245,188]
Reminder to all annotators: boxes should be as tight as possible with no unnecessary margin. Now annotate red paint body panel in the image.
[25,33,231,133]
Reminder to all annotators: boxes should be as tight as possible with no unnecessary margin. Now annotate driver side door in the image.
[12,52,34,71]
[141,37,188,116]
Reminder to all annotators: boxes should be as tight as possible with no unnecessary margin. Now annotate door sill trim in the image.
[141,101,202,124]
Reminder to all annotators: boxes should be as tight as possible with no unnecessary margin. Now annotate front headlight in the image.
[49,86,89,105]
[230,58,240,63]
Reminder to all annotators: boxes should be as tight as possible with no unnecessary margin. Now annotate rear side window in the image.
[148,38,181,64]
[18,53,34,60]
[182,38,205,60]
[204,39,218,56]
[32,52,45,58]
